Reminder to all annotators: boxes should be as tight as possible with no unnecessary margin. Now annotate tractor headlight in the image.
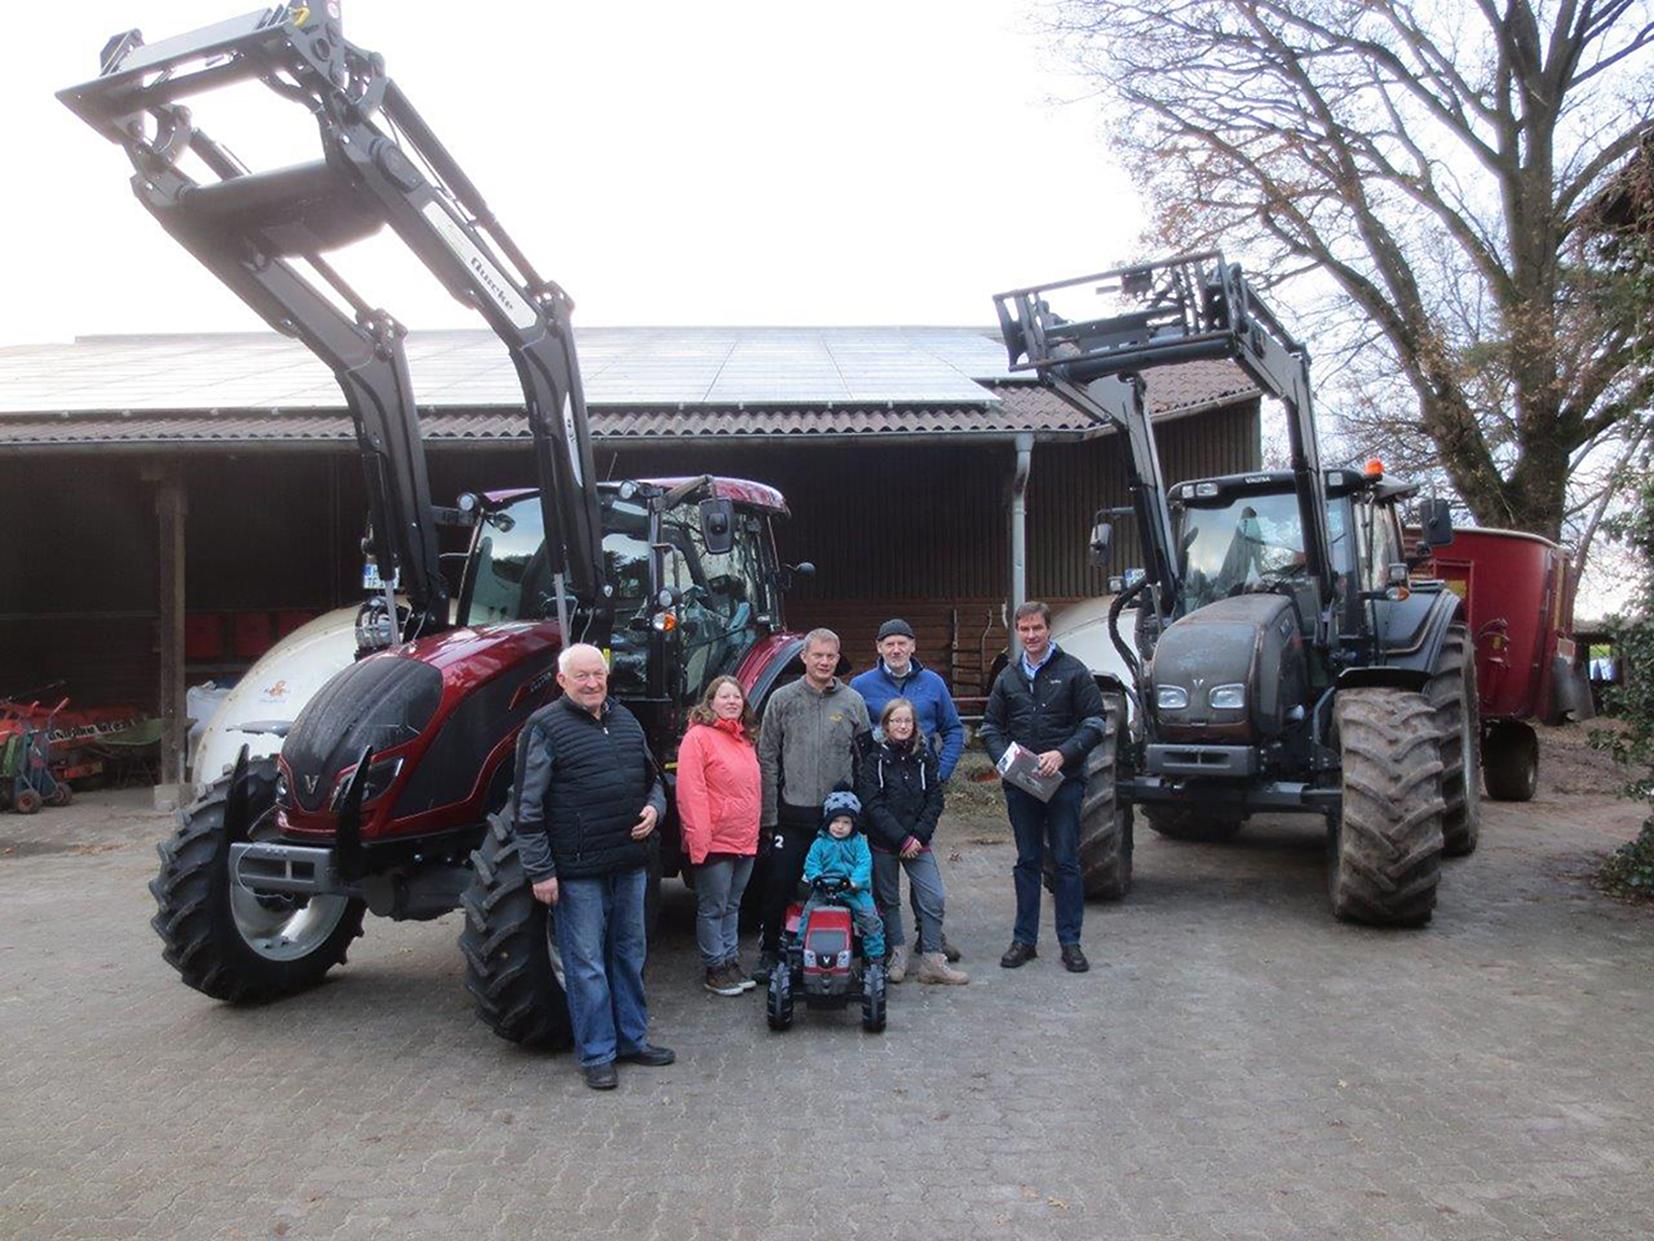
[354,598,396,653]
[1156,685,1189,711]
[837,950,852,968]
[330,755,405,809]
[1208,684,1247,710]
[802,948,817,968]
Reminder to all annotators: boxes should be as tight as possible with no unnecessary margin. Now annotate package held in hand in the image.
[996,741,1062,802]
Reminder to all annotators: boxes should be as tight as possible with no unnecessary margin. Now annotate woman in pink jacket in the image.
[676,675,762,996]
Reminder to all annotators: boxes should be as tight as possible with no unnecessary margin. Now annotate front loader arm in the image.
[60,5,607,643]
[994,252,1336,646]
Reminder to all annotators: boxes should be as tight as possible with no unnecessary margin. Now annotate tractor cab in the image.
[1166,466,1439,651]
[457,477,791,714]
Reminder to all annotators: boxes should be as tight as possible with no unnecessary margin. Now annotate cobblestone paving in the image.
[2,763,1651,1240]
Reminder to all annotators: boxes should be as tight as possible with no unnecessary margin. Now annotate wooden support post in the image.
[145,463,188,805]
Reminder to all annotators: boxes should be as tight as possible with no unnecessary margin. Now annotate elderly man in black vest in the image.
[513,642,673,1090]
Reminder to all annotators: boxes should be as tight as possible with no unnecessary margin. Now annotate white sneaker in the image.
[886,944,909,984]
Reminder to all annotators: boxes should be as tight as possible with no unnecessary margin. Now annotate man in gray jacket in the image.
[754,628,871,979]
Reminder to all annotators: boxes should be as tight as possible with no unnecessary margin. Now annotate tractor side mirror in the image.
[699,498,736,556]
[1419,497,1454,548]
[1088,513,1113,569]
[776,561,815,592]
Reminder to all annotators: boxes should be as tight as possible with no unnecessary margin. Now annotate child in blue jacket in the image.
[799,787,886,962]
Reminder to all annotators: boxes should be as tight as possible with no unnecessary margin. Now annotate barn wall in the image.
[0,399,1259,710]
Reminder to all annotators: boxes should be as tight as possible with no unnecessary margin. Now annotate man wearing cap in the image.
[851,617,966,976]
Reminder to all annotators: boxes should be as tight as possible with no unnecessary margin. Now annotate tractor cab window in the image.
[661,506,768,703]
[464,498,548,625]
[1177,490,1353,631]
[1356,497,1406,592]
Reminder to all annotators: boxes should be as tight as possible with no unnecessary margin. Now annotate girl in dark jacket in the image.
[857,698,968,985]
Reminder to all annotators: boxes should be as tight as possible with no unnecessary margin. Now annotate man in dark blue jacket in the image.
[514,643,672,1090]
[979,602,1108,973]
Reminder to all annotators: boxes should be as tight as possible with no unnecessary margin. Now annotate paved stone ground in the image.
[3,735,1652,1240]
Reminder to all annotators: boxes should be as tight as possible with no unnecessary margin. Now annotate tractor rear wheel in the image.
[1074,694,1132,900]
[149,759,365,1001]
[459,811,574,1050]
[1328,689,1445,927]
[1425,623,1482,856]
[1482,720,1539,802]
[861,968,887,1034]
[1144,807,1244,843]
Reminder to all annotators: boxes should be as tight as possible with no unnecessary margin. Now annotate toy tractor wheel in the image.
[15,788,42,815]
[861,969,887,1034]
[459,810,574,1050]
[1327,689,1444,927]
[1143,807,1244,843]
[1071,693,1133,900]
[1482,720,1539,802]
[150,758,366,1001]
[1425,623,1482,855]
[766,959,794,1031]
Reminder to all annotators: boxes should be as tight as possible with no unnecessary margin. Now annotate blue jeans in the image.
[552,866,650,1068]
[1005,778,1084,947]
[694,853,754,968]
[873,849,946,954]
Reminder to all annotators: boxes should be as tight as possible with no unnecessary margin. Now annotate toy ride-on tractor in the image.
[767,877,887,1034]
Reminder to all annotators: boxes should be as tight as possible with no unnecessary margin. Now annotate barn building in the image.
[0,326,1260,779]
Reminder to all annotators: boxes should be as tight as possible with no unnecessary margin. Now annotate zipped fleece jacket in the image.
[511,695,668,882]
[979,645,1109,778]
[674,720,761,864]
[850,657,966,781]
[856,738,943,853]
[802,824,874,893]
[757,677,871,827]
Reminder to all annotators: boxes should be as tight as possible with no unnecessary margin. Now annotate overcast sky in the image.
[9,0,1142,343]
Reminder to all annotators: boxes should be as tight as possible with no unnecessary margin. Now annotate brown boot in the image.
[914,951,969,985]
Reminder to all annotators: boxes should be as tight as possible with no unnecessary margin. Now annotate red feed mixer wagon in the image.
[1422,528,1594,801]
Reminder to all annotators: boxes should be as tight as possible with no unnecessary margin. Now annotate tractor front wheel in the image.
[1073,694,1132,900]
[1425,623,1482,856]
[149,759,365,1001]
[459,811,574,1050]
[766,961,794,1031]
[1327,689,1445,927]
[1482,720,1539,802]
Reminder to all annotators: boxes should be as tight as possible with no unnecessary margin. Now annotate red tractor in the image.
[1422,528,1594,801]
[63,9,822,1050]
[766,878,888,1035]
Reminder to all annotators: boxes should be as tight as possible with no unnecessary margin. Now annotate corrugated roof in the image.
[0,328,1259,447]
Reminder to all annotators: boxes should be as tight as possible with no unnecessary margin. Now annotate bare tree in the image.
[1048,0,1654,549]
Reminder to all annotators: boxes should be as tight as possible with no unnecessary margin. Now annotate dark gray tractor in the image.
[995,253,1477,925]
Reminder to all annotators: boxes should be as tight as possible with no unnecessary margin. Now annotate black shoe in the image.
[753,950,779,982]
[941,936,963,963]
[618,1042,676,1067]
[999,941,1037,969]
[1060,943,1090,973]
[584,1061,618,1090]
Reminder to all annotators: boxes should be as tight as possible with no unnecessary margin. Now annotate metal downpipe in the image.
[1009,433,1033,655]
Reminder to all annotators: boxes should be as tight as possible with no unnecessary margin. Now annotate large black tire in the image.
[150,759,366,1002]
[1425,624,1482,856]
[1328,689,1445,927]
[459,811,574,1050]
[1075,694,1133,900]
[1144,806,1244,843]
[1482,720,1539,802]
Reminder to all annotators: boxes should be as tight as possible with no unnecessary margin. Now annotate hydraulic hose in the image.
[1108,575,1152,725]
